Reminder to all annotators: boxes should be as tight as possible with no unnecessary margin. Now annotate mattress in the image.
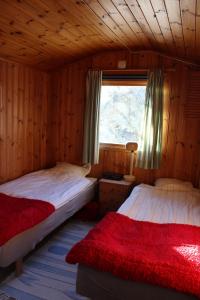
[0,168,95,209]
[118,184,200,226]
[0,176,97,267]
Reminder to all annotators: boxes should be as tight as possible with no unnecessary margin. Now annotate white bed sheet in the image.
[0,169,94,209]
[118,184,200,226]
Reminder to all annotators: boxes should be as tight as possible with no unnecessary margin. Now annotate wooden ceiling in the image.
[0,0,199,70]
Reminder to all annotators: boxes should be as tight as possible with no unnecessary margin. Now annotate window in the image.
[99,83,146,145]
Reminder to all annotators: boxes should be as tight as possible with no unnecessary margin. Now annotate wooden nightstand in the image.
[99,179,136,215]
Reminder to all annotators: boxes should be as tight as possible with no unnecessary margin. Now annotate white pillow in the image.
[155,178,193,191]
[55,162,91,177]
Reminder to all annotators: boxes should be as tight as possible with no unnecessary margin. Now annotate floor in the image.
[0,219,94,300]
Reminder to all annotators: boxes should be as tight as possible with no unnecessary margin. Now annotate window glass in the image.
[99,85,146,145]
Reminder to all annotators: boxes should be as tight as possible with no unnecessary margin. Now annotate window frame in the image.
[102,79,147,86]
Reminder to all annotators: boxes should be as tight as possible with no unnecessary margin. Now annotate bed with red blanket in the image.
[0,193,55,247]
[66,183,200,300]
[0,165,97,268]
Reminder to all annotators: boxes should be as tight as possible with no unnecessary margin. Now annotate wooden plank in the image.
[0,0,120,69]
[160,0,186,58]
[125,0,161,49]
[180,0,196,58]
[97,0,143,48]
[0,0,199,68]
[111,0,152,48]
[151,0,176,54]
[0,62,7,181]
[0,59,50,183]
[22,0,110,52]
[15,259,23,277]
[58,0,121,45]
[136,0,167,50]
[83,0,134,49]
[196,0,200,60]
[0,2,84,57]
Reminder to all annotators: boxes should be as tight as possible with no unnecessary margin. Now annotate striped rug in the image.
[0,220,94,300]
[0,290,16,300]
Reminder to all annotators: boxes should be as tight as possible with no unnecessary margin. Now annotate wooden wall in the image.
[49,50,200,187]
[0,59,50,183]
[1,50,199,187]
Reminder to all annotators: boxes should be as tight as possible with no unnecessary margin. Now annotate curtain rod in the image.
[127,50,200,68]
[145,50,200,68]
[102,68,176,72]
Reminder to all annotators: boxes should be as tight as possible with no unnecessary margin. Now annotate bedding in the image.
[0,179,97,267]
[0,193,55,246]
[67,183,200,299]
[154,178,193,191]
[66,212,200,297]
[0,168,94,209]
[118,184,200,226]
[55,162,91,177]
[157,184,193,192]
[0,167,97,267]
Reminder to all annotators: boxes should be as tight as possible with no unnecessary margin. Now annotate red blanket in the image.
[0,193,55,246]
[66,212,200,298]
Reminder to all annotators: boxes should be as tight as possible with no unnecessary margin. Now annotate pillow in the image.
[55,162,91,177]
[155,178,193,191]
[157,183,194,192]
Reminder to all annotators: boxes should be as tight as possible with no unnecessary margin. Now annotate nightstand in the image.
[99,179,136,215]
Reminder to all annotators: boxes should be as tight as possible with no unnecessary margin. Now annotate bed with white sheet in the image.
[76,179,200,300]
[0,163,97,267]
[119,183,200,226]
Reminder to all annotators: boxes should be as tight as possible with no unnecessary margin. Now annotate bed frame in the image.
[76,264,198,300]
[15,259,23,276]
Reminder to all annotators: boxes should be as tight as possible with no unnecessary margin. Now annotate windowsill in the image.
[100,143,126,150]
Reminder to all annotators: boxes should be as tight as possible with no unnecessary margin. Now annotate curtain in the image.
[83,70,102,164]
[136,69,164,169]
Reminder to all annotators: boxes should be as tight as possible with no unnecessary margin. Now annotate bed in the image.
[0,163,97,269]
[67,180,200,300]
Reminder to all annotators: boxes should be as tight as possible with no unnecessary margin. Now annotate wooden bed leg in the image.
[15,259,23,276]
